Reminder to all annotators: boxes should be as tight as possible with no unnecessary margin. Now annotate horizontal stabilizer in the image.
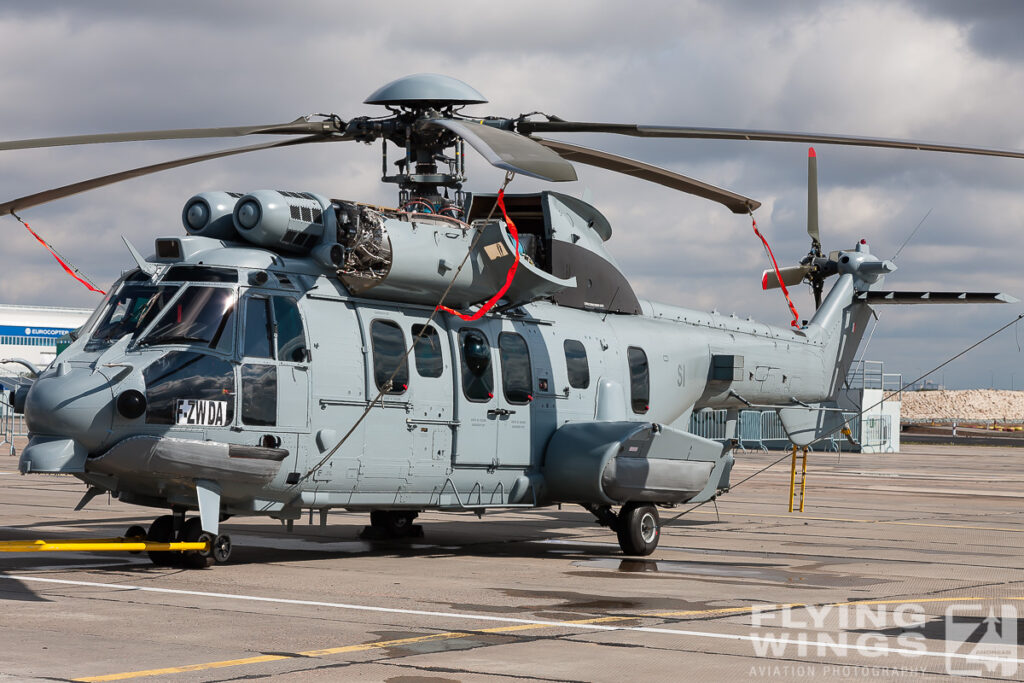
[855,291,1018,305]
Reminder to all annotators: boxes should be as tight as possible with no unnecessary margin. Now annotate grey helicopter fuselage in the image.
[19,187,879,536]
[6,73,1019,564]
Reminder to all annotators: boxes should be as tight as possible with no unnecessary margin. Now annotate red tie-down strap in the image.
[436,189,520,321]
[751,215,800,328]
[13,214,106,295]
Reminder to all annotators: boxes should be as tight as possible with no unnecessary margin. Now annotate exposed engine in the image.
[334,202,393,293]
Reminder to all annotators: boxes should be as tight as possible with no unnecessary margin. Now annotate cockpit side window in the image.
[271,296,307,363]
[139,287,236,350]
[240,364,277,426]
[243,297,273,359]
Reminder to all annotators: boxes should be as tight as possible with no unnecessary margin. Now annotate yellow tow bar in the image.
[0,537,209,553]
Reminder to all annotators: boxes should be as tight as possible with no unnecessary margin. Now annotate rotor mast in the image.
[361,74,490,214]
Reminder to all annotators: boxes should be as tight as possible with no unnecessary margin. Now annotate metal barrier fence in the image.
[0,390,14,456]
[739,411,764,451]
[689,409,729,441]
[861,414,891,450]
[689,408,864,452]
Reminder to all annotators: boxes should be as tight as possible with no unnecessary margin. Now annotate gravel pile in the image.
[901,390,1024,422]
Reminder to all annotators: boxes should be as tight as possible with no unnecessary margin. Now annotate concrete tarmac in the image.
[1,443,1023,682]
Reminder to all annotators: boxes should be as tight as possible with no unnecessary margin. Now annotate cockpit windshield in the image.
[139,286,236,351]
[89,282,180,347]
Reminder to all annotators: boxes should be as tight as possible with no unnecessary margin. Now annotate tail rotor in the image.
[763,147,837,308]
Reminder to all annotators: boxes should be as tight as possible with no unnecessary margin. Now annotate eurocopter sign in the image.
[0,325,74,339]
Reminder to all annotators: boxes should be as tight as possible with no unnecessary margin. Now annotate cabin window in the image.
[240,364,277,426]
[271,297,307,362]
[143,351,235,425]
[459,328,493,402]
[139,286,235,352]
[627,346,650,414]
[412,324,443,378]
[499,332,533,404]
[370,320,409,395]
[242,297,273,359]
[564,339,590,389]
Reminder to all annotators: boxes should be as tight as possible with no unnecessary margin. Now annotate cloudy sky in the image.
[1,1,1022,389]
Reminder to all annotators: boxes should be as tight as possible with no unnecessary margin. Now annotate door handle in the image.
[487,408,516,417]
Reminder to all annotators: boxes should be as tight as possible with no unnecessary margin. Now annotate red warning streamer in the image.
[751,215,800,328]
[14,215,106,295]
[437,189,520,321]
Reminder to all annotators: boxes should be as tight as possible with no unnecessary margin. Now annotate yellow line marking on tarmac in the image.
[690,508,1024,532]
[653,603,803,617]
[77,655,290,682]
[76,593,1024,681]
[75,615,635,681]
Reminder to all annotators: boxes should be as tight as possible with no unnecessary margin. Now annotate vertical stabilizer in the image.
[804,273,873,399]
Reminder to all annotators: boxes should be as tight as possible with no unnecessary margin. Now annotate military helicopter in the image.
[3,74,1018,568]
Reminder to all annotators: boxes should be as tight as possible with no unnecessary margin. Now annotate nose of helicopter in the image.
[20,363,116,473]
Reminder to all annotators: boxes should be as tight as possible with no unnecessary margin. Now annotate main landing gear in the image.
[586,502,661,556]
[131,512,232,569]
[359,510,424,540]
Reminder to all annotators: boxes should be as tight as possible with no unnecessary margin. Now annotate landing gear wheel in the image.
[616,503,660,556]
[146,515,179,567]
[124,524,147,554]
[383,510,418,535]
[361,510,423,539]
[210,534,232,564]
[181,518,214,569]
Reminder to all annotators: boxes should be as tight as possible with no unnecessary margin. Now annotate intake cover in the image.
[232,190,334,254]
[182,191,244,240]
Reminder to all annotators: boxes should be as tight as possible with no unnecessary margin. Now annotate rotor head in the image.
[364,74,487,108]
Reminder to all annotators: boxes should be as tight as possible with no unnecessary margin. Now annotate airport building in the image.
[0,303,93,386]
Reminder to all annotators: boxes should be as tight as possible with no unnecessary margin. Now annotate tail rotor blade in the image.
[762,265,811,290]
[808,147,820,253]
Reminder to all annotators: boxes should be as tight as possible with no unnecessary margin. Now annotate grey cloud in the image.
[908,0,1024,62]
[1,1,1021,388]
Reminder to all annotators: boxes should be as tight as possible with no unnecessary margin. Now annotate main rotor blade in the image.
[536,138,760,214]
[517,121,1024,161]
[422,119,577,182]
[807,147,820,251]
[0,118,344,152]
[0,135,332,216]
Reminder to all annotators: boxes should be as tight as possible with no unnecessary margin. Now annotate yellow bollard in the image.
[799,447,809,513]
[788,444,798,512]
